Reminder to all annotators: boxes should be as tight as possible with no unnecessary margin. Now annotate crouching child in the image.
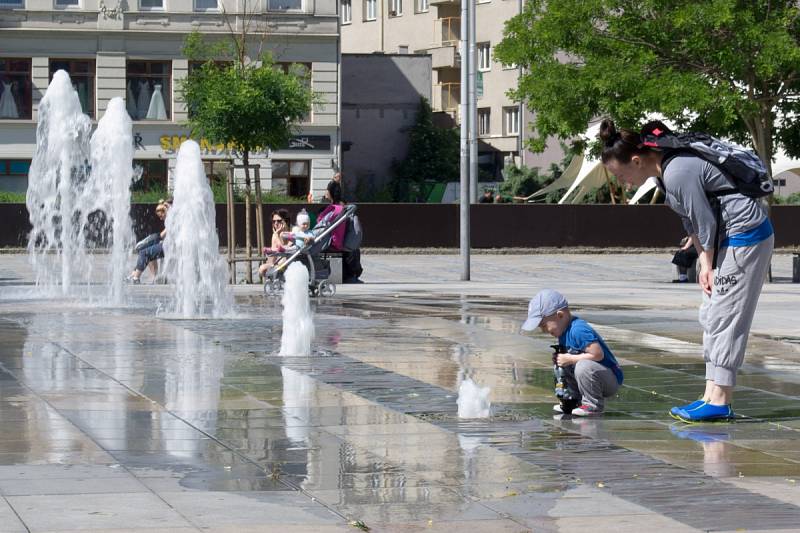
[521,289,624,417]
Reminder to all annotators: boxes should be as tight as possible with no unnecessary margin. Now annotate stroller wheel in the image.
[318,280,336,297]
[265,278,283,296]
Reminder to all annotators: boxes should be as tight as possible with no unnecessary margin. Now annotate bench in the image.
[320,251,344,284]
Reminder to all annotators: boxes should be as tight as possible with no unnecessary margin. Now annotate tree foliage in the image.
[181,31,314,158]
[494,1,800,168]
[391,98,460,202]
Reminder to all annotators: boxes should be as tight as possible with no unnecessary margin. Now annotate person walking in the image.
[598,119,774,422]
[325,172,343,205]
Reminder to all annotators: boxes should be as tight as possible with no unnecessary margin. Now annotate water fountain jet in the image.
[279,262,314,356]
[26,70,94,294]
[162,140,233,318]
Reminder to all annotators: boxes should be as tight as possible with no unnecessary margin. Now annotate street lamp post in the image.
[459,0,470,280]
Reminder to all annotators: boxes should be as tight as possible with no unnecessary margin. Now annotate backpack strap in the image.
[661,150,739,271]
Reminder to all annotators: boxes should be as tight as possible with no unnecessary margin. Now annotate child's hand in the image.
[556,353,575,366]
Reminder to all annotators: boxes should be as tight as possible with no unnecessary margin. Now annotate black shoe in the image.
[343,277,363,284]
[671,279,689,283]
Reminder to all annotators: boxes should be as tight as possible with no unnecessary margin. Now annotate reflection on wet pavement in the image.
[1,282,800,531]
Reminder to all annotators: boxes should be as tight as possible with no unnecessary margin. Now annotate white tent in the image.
[558,156,611,204]
[773,149,800,176]
[528,151,583,199]
[629,177,659,204]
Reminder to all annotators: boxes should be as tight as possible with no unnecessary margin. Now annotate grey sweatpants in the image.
[699,234,774,387]
[563,360,620,411]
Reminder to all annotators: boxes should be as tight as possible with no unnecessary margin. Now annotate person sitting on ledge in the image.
[127,200,169,284]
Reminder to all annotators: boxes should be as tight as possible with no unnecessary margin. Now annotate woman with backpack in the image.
[598,119,774,422]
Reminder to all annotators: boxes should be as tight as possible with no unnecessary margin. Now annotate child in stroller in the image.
[263,204,356,297]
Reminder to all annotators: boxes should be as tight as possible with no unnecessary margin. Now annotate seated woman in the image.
[258,208,292,278]
[128,200,170,284]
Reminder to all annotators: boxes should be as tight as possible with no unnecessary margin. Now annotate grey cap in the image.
[521,289,569,331]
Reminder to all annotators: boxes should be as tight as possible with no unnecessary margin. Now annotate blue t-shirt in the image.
[559,317,623,384]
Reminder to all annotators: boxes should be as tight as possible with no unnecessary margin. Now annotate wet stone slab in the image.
[1,253,800,531]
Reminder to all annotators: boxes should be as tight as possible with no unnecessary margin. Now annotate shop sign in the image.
[284,136,331,151]
[133,132,330,155]
[156,135,268,156]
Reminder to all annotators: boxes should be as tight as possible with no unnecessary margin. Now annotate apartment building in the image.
[340,0,561,179]
[0,0,340,198]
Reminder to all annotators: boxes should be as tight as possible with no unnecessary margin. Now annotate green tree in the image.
[494,1,800,171]
[391,98,460,202]
[182,24,314,266]
[182,30,313,178]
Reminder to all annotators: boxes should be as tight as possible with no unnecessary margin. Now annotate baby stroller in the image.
[263,204,357,297]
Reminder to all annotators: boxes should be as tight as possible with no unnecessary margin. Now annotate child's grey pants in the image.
[563,360,620,410]
[699,234,774,387]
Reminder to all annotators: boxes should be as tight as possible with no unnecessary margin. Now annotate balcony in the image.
[430,0,458,5]
[433,16,460,47]
[433,82,460,119]
[428,17,460,70]
[430,46,460,69]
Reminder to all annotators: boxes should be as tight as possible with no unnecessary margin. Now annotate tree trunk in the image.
[743,107,774,176]
[243,150,253,284]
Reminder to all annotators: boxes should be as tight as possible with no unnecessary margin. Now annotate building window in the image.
[194,0,217,10]
[0,0,24,7]
[416,0,427,12]
[272,160,309,198]
[268,0,302,11]
[49,59,95,118]
[140,0,164,9]
[478,42,491,71]
[389,0,401,16]
[203,159,232,187]
[126,60,171,121]
[478,108,490,136]
[398,45,409,54]
[341,0,351,23]
[773,178,787,187]
[133,159,168,192]
[0,58,32,120]
[364,0,376,20]
[276,62,311,122]
[55,0,79,7]
[0,159,31,192]
[504,106,519,135]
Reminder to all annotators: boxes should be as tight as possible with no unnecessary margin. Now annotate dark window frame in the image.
[133,159,168,192]
[0,58,32,120]
[272,159,310,198]
[126,60,172,121]
[49,58,96,118]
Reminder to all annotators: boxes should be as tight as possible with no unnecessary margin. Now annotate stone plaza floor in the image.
[1,251,799,532]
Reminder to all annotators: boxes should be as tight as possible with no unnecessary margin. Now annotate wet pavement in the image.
[1,252,799,532]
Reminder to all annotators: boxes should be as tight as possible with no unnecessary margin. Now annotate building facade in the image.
[340,0,561,179]
[341,53,430,198]
[0,0,340,198]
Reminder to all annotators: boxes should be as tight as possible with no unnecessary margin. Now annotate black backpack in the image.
[641,130,774,198]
